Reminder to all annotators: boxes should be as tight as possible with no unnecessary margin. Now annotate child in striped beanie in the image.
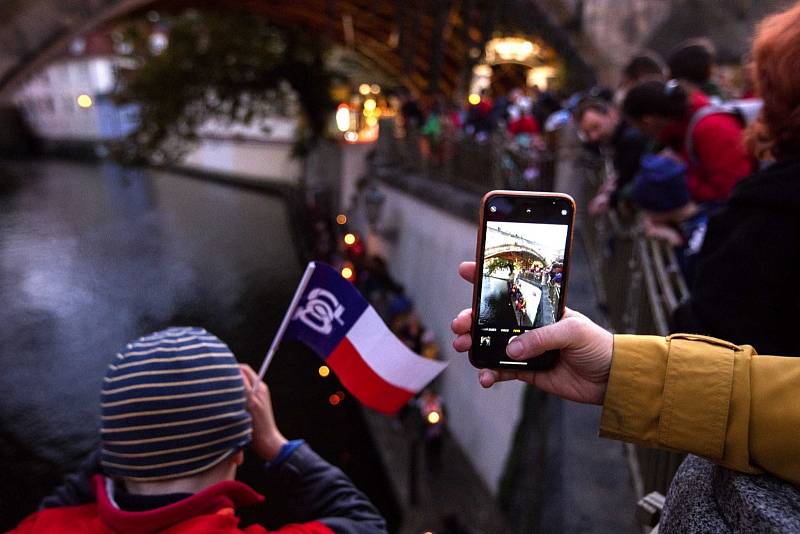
[14,326,387,533]
[100,326,254,481]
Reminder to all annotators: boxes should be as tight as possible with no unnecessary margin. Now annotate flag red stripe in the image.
[326,337,414,415]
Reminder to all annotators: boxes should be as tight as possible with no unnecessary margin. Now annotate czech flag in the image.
[284,262,447,415]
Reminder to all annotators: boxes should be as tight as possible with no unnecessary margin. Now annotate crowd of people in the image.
[573,14,799,361]
[472,3,800,532]
[9,1,800,533]
[505,263,562,328]
[398,83,563,189]
[508,279,527,322]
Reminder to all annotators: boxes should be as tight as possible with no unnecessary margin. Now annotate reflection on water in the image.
[0,160,398,530]
[479,275,516,325]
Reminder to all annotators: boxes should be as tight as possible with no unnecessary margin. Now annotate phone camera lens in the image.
[561,209,568,216]
[490,206,497,213]
[526,208,531,213]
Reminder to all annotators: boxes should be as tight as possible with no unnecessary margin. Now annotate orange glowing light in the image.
[427,411,441,424]
[318,365,330,377]
[343,233,356,245]
[329,393,341,406]
[341,267,354,280]
[336,214,347,225]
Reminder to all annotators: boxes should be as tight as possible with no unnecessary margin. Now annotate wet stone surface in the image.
[0,160,399,531]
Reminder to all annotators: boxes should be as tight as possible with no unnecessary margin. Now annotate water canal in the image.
[0,160,398,530]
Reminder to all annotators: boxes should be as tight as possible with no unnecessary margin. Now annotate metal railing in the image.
[578,151,689,522]
[373,117,556,194]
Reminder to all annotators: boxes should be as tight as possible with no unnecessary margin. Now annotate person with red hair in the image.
[455,3,800,532]
[659,3,800,531]
[673,2,800,357]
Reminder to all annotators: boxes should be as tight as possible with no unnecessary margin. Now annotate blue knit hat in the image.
[100,327,252,481]
[633,154,690,212]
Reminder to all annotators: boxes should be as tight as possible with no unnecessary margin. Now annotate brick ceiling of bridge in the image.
[0,0,595,100]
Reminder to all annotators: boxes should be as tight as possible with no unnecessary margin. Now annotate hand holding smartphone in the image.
[469,191,575,371]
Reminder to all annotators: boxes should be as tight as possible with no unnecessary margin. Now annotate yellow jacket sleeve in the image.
[600,334,800,486]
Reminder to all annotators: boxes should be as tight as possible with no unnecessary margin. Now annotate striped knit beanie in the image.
[100,327,252,481]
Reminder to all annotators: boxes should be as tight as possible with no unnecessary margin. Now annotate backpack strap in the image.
[685,100,762,166]
[685,105,740,166]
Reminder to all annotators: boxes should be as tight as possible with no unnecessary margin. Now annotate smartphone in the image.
[469,191,575,370]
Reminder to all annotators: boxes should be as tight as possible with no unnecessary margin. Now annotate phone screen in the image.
[470,193,575,370]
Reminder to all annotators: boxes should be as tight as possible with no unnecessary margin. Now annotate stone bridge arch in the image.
[0,0,597,101]
[2,0,783,103]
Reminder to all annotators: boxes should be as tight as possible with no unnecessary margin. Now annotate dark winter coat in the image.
[673,157,800,356]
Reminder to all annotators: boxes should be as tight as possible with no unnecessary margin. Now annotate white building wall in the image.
[179,117,302,183]
[15,59,303,184]
[13,57,112,139]
[180,139,301,184]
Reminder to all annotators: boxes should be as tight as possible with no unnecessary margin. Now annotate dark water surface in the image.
[0,160,398,530]
[479,275,516,325]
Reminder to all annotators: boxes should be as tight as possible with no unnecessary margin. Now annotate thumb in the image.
[506,318,578,360]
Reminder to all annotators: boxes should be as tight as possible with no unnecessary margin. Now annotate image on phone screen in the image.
[470,193,574,370]
[478,221,567,329]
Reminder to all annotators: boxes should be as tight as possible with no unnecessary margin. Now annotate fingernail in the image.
[506,340,523,358]
[479,369,491,385]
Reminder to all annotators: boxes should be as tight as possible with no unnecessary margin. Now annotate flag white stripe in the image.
[345,306,447,392]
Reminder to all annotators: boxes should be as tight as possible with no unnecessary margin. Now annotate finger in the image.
[239,364,266,396]
[478,369,532,388]
[452,333,472,352]
[239,364,255,390]
[506,317,580,360]
[458,262,476,284]
[451,308,472,335]
[561,307,588,321]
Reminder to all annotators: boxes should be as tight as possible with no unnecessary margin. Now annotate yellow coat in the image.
[601,334,800,486]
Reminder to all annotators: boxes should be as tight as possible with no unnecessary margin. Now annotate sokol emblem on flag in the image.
[283,262,447,415]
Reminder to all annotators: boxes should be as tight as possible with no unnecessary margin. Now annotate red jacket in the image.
[660,91,753,203]
[508,115,540,136]
[16,443,386,534]
[9,476,334,534]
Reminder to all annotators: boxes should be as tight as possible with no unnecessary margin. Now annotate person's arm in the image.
[240,366,387,534]
[601,334,800,485]
[451,261,800,486]
[613,128,648,190]
[261,443,388,534]
[38,447,101,509]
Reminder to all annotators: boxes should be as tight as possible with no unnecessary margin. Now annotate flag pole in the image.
[257,261,317,381]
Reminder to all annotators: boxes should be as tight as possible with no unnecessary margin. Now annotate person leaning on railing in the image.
[670,2,800,358]
[452,260,800,532]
